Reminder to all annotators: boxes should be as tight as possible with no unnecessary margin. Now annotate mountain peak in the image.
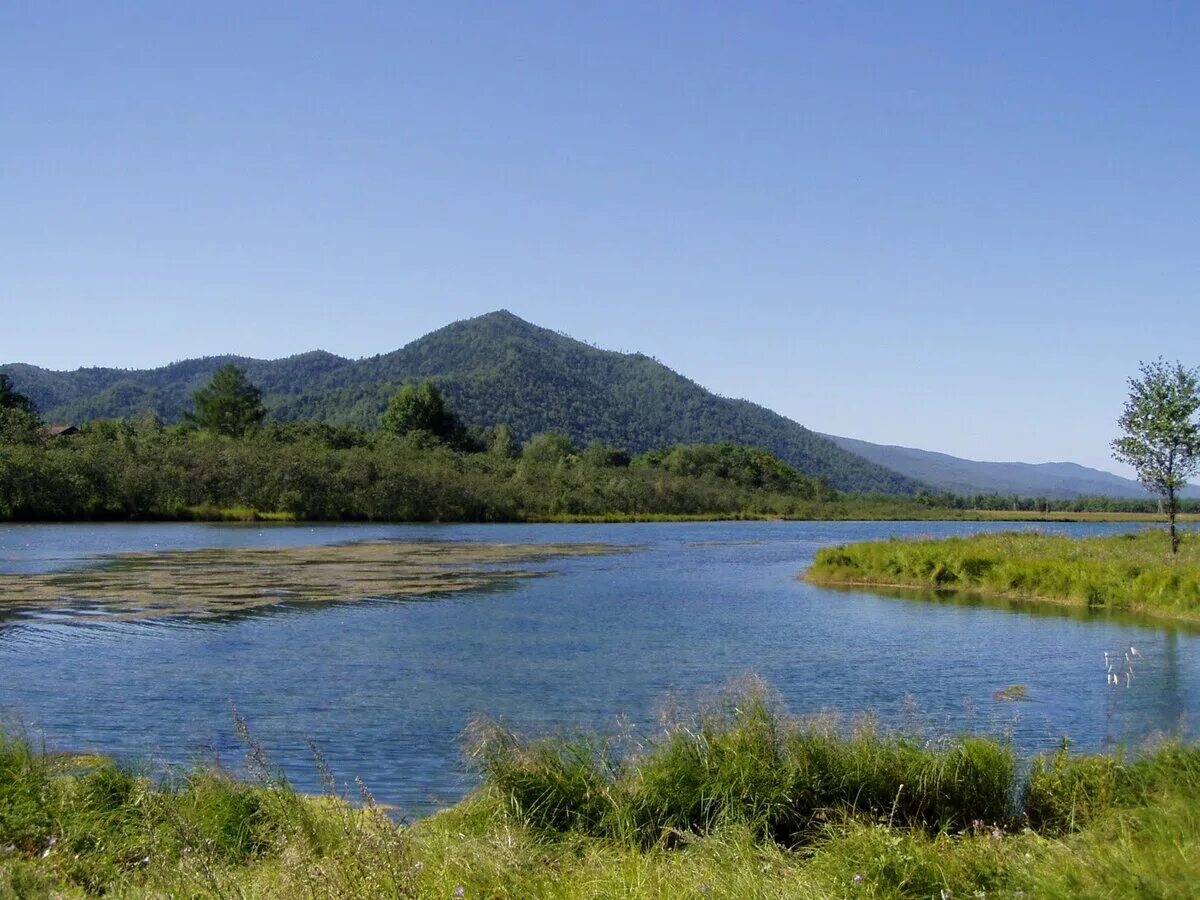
[7,313,922,494]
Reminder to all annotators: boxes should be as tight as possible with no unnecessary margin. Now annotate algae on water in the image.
[0,540,623,622]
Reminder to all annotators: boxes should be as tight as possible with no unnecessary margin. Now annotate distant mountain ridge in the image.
[823,433,1200,500]
[3,311,920,494]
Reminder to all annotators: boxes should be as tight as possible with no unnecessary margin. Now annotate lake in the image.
[1,520,1196,816]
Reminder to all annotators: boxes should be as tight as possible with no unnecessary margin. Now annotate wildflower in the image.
[991,829,1001,840]
[454,888,465,899]
[853,873,864,884]
[698,885,714,896]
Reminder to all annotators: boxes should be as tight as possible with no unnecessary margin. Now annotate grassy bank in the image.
[48,504,1200,525]
[969,509,1200,523]
[4,682,1199,897]
[806,529,1200,623]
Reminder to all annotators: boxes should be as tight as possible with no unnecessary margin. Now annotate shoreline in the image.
[803,573,1200,626]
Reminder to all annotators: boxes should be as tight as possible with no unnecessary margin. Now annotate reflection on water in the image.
[820,581,1200,632]
[0,519,1195,817]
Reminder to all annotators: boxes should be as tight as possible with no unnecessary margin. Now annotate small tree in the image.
[488,423,519,459]
[0,373,37,416]
[1111,358,1200,554]
[0,373,41,444]
[185,364,266,437]
[380,381,459,442]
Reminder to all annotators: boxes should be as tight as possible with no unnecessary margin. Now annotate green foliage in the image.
[635,442,833,499]
[3,311,921,493]
[0,408,42,445]
[1112,358,1200,553]
[0,728,412,898]
[808,530,1200,620]
[0,373,36,416]
[183,364,266,437]
[521,430,578,465]
[0,420,887,522]
[471,680,1016,846]
[0,373,41,445]
[486,423,518,459]
[3,690,1200,897]
[379,380,459,442]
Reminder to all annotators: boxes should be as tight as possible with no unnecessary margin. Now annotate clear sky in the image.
[3,2,1197,474]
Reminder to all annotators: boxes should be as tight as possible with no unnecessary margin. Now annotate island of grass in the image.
[806,529,1200,623]
[3,681,1199,898]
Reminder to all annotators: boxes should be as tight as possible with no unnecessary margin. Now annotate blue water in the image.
[1,520,1195,816]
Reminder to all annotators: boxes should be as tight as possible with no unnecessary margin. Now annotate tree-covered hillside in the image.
[4,311,920,493]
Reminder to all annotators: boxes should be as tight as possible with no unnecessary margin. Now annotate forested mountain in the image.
[4,311,920,494]
[823,434,1200,500]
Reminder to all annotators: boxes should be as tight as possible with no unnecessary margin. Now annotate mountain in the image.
[3,311,921,494]
[823,433,1200,500]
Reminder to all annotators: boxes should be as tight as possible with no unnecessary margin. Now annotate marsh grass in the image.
[806,529,1200,622]
[3,682,1199,897]
[469,680,1017,847]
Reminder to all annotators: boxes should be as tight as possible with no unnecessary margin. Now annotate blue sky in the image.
[3,2,1197,474]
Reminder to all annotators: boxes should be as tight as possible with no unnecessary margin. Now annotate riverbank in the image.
[10,503,1200,524]
[3,682,1197,898]
[806,530,1200,623]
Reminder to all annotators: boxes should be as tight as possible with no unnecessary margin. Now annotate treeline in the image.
[913,488,1200,515]
[0,417,846,522]
[5,311,922,494]
[3,368,1189,522]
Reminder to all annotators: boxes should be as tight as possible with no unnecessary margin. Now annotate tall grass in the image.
[807,529,1200,620]
[3,682,1199,897]
[471,679,1016,846]
[0,727,417,898]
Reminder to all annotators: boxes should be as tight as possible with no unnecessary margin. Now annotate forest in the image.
[3,365,1196,523]
[3,311,919,494]
[0,362,886,522]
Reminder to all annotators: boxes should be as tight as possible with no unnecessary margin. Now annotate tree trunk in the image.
[1168,484,1179,555]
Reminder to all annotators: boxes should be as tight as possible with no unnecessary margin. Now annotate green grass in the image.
[4,680,1200,897]
[806,529,1200,622]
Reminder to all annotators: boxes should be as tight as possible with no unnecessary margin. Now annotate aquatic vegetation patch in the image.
[0,540,623,621]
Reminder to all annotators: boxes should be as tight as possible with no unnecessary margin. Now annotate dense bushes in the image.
[0,420,855,522]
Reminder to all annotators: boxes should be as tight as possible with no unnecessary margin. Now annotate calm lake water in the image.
[1,520,1196,816]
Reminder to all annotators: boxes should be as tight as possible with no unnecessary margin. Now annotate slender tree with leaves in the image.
[185,364,266,437]
[1111,358,1200,554]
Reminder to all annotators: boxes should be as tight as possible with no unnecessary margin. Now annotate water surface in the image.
[1,520,1195,815]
